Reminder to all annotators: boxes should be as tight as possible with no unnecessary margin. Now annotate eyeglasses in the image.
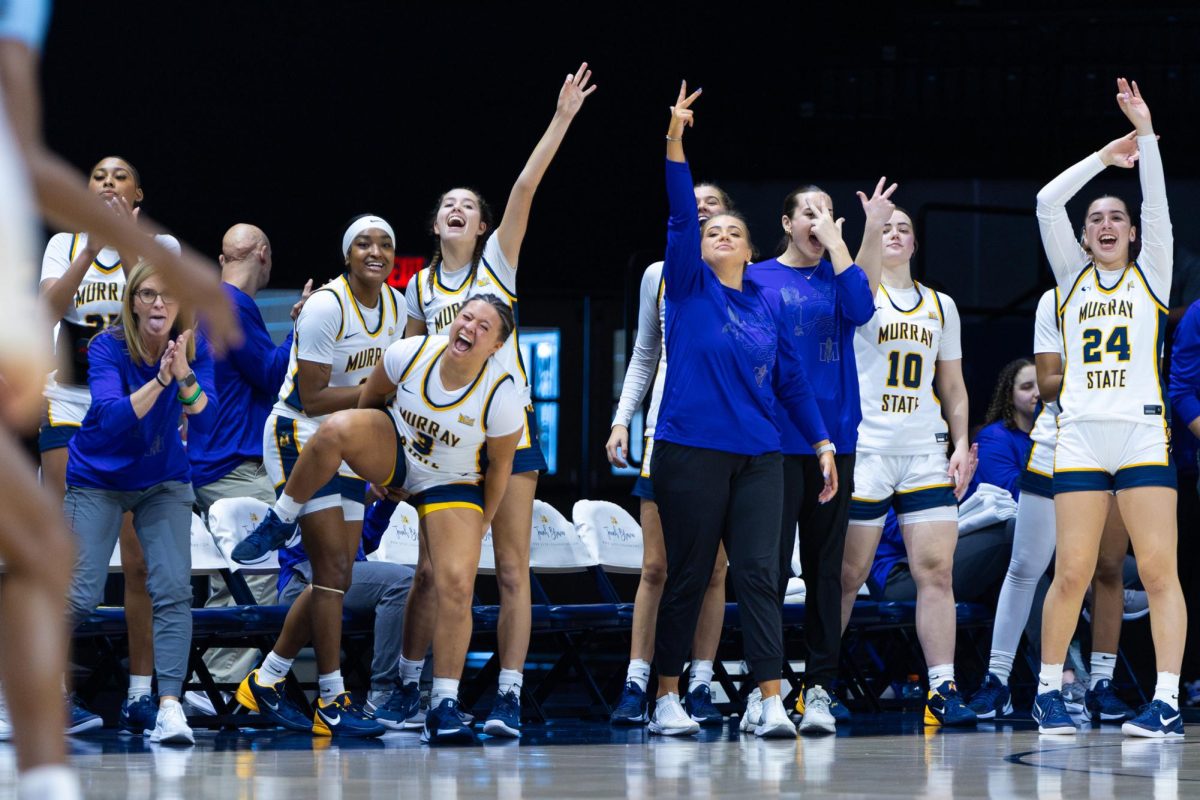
[134,288,177,305]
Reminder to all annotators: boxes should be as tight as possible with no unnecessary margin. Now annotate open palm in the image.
[557,62,597,118]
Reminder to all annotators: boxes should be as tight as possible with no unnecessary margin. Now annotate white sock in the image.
[17,765,80,800]
[928,663,955,689]
[259,651,293,685]
[318,671,344,702]
[128,674,153,702]
[159,697,181,711]
[1038,663,1064,694]
[399,656,424,686]
[1089,652,1117,688]
[688,660,714,692]
[431,677,459,707]
[1153,671,1180,707]
[655,692,681,711]
[274,493,303,524]
[988,651,1015,685]
[626,659,651,692]
[498,669,522,697]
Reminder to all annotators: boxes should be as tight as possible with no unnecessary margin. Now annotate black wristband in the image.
[155,373,170,388]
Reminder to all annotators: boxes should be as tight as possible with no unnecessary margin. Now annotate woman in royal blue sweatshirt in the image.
[650,83,835,739]
[63,261,217,747]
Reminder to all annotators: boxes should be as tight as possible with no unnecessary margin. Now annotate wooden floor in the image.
[1,714,1192,799]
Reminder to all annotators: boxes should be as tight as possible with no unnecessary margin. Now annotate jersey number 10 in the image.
[886,351,922,389]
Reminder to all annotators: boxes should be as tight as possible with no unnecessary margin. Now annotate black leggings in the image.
[779,453,855,688]
[652,441,784,683]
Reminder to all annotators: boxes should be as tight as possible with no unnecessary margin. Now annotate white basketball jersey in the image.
[644,262,668,434]
[1057,264,1167,428]
[1030,288,1063,453]
[275,275,403,422]
[384,335,523,494]
[854,283,956,455]
[405,235,530,405]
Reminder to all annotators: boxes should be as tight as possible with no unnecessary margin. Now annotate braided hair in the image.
[426,187,495,299]
[983,357,1035,430]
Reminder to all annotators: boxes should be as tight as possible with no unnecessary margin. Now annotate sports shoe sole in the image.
[755,720,798,738]
[150,729,195,745]
[421,727,478,744]
[1121,722,1183,738]
[648,720,699,736]
[798,716,836,735]
[66,718,104,735]
[610,712,649,726]
[1037,723,1078,735]
[482,719,521,738]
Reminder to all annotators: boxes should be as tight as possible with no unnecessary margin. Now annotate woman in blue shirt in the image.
[63,261,217,747]
[967,358,1037,499]
[649,83,835,739]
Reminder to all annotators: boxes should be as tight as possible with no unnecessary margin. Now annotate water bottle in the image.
[901,674,924,704]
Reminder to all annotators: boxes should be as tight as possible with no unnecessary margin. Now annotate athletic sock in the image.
[1038,663,1064,694]
[259,651,294,685]
[399,655,424,686]
[274,493,303,524]
[318,671,344,702]
[988,651,1015,685]
[128,675,153,702]
[1089,652,1117,689]
[1153,671,1180,708]
[431,678,459,707]
[626,659,651,692]
[497,669,523,698]
[688,660,714,693]
[928,664,955,689]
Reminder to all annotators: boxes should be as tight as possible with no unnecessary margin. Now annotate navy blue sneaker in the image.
[231,508,296,564]
[119,695,158,736]
[483,689,521,738]
[1085,679,1134,723]
[313,693,385,738]
[366,681,423,731]
[236,670,313,732]
[1122,699,1184,739]
[683,684,723,726]
[421,698,477,745]
[924,681,977,727]
[610,681,648,726]
[67,695,103,734]
[1032,689,1077,735]
[828,694,852,722]
[968,672,1013,719]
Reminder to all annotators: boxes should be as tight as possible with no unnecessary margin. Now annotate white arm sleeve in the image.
[382,337,425,384]
[1135,134,1172,300]
[404,272,424,322]
[1036,153,1105,289]
[294,290,343,365]
[612,262,664,428]
[156,234,182,256]
[1033,289,1062,355]
[936,293,962,361]
[485,377,525,437]
[39,232,73,284]
[482,235,517,298]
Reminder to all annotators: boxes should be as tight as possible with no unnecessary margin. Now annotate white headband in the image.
[342,215,395,257]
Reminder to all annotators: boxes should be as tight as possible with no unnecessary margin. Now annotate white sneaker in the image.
[797,686,837,735]
[182,691,219,716]
[648,693,699,736]
[148,701,194,746]
[739,688,763,733]
[755,694,797,739]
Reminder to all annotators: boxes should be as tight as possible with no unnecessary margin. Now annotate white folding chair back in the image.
[574,500,643,574]
[206,496,286,574]
[369,501,420,566]
[190,513,231,574]
[791,525,802,577]
[529,500,596,573]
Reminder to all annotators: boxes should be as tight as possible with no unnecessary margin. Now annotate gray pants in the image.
[279,560,414,695]
[65,481,195,698]
[194,461,280,685]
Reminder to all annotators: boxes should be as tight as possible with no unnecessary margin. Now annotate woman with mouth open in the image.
[231,214,405,738]
[361,62,596,737]
[238,296,524,745]
[1031,78,1185,738]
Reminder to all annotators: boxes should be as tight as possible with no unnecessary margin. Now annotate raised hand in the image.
[1116,77,1153,134]
[667,80,703,139]
[857,177,899,227]
[1099,131,1140,169]
[291,279,314,321]
[168,330,193,379]
[556,62,597,119]
[807,194,846,250]
[157,339,177,385]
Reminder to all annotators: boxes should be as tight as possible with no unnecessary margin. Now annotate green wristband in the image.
[178,385,203,406]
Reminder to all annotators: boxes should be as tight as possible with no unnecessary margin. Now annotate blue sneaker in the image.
[421,698,477,745]
[312,693,385,738]
[683,684,723,726]
[366,681,423,731]
[67,695,103,734]
[231,508,296,565]
[968,672,1013,719]
[483,689,521,738]
[1085,679,1134,723]
[924,681,977,727]
[235,670,312,733]
[1122,699,1184,739]
[1032,689,1078,735]
[610,681,648,726]
[119,695,158,736]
